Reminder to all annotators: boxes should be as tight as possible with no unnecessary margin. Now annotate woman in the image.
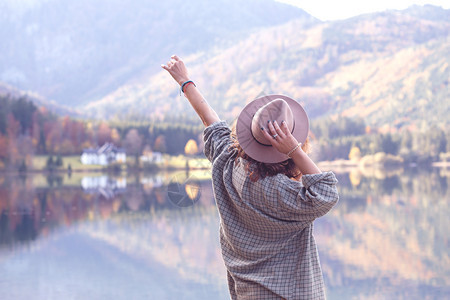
[162,55,339,300]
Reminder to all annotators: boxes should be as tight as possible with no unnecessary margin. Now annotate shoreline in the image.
[318,159,450,171]
[1,153,449,175]
[0,154,212,174]
[2,161,448,176]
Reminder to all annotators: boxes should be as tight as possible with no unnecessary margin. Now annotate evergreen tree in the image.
[46,156,54,171]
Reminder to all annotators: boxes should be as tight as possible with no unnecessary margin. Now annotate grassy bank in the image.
[27,155,211,173]
[32,155,104,172]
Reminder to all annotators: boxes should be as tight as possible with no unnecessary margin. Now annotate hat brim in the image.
[236,94,309,163]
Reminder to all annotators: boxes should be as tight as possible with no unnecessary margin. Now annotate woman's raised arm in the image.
[161,55,220,127]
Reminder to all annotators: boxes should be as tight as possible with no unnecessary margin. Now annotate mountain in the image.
[1,2,448,130]
[83,5,450,129]
[0,0,313,106]
[0,81,80,116]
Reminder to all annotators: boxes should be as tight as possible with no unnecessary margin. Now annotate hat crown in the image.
[251,99,294,146]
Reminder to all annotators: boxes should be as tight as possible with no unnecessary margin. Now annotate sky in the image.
[275,0,450,20]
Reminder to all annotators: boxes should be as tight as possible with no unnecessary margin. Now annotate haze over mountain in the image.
[1,1,448,129]
[0,0,312,106]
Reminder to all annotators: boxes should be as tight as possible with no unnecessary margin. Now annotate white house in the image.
[81,143,126,165]
[140,151,163,163]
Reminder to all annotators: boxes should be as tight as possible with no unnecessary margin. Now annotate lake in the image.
[0,167,448,299]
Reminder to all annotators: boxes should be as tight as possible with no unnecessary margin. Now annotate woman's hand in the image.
[161,55,220,127]
[261,120,299,156]
[262,120,321,174]
[161,55,189,85]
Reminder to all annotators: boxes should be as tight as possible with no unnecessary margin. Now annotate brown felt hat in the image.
[236,94,309,163]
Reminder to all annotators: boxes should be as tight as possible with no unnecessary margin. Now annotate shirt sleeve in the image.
[203,121,233,163]
[273,171,339,223]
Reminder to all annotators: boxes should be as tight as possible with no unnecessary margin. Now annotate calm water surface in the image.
[0,168,448,299]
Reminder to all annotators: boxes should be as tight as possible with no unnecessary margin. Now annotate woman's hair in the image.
[230,123,310,182]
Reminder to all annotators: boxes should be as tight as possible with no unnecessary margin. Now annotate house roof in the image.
[82,143,126,155]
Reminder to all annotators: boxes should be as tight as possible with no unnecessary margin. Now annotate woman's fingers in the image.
[266,121,286,148]
[272,121,286,138]
[261,127,278,145]
[280,120,291,136]
[264,122,275,138]
[162,56,180,70]
[267,121,277,137]
[267,121,286,139]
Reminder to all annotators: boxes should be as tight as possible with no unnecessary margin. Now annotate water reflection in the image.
[0,168,449,299]
[316,167,450,299]
[0,171,228,299]
[81,175,128,198]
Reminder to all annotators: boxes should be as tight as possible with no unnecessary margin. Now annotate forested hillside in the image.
[84,5,450,130]
[0,82,78,116]
[0,94,203,171]
[2,89,448,171]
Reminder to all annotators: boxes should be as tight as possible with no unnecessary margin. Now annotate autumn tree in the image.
[111,128,121,145]
[61,116,77,153]
[124,129,143,165]
[45,121,63,154]
[349,146,362,162]
[7,114,21,165]
[97,122,112,146]
[153,135,167,153]
[0,134,8,162]
[184,139,199,156]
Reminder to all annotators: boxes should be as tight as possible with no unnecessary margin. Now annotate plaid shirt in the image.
[203,121,339,300]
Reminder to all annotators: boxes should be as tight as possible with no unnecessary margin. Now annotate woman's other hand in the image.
[261,120,299,156]
[262,120,321,174]
[161,55,189,85]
